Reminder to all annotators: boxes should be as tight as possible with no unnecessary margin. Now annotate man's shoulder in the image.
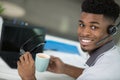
[104,45,120,54]
[95,45,120,66]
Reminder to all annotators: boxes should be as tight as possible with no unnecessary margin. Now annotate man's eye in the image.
[79,23,84,27]
[91,26,97,30]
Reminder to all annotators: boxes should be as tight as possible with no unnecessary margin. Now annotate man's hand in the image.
[47,56,65,74]
[17,52,36,80]
[47,56,84,78]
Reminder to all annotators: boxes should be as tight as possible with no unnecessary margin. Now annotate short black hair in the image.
[81,0,120,22]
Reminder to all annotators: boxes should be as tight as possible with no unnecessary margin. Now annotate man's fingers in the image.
[28,52,34,61]
[17,60,20,66]
[50,56,58,61]
[19,54,25,63]
[18,52,31,64]
[17,60,22,68]
[24,52,30,63]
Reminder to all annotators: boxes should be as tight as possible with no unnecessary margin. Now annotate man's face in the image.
[78,12,113,53]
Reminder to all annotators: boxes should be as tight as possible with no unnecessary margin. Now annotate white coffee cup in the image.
[35,53,50,72]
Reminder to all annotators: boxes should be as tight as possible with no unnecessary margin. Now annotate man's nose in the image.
[82,27,91,36]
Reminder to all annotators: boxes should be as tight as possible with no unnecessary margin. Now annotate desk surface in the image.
[0,50,86,80]
[0,35,87,80]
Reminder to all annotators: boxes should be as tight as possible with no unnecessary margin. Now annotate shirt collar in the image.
[86,40,115,66]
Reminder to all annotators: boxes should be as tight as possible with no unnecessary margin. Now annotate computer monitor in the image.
[0,19,46,68]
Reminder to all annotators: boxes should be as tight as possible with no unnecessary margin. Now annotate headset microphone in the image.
[96,35,111,46]
[96,22,120,46]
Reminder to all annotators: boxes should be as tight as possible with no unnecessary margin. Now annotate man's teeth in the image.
[82,39,91,43]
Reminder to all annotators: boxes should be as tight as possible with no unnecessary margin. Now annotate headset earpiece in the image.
[108,25,117,35]
[97,23,119,46]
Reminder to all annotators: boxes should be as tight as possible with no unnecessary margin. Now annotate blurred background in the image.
[0,0,120,44]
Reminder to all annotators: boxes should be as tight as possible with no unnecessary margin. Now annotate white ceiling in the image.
[0,0,120,42]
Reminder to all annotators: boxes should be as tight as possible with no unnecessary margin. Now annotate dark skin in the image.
[17,12,114,80]
[17,52,36,80]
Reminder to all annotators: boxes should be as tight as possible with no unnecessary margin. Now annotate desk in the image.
[0,51,86,80]
[0,35,87,80]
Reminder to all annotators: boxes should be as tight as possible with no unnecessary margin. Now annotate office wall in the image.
[1,0,83,41]
[0,0,120,42]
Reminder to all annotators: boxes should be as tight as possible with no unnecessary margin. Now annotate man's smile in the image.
[79,37,94,46]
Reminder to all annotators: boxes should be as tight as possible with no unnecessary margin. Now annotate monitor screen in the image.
[0,19,46,53]
[0,19,46,68]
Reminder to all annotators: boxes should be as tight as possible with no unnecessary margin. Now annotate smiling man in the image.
[17,0,120,80]
[78,12,114,53]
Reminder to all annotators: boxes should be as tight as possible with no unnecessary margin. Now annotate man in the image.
[17,0,120,80]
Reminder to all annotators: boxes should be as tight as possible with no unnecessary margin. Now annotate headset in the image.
[107,25,117,35]
[96,22,120,46]
[108,20,120,35]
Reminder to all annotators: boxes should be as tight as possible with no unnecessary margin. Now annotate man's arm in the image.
[48,56,84,79]
[64,63,84,78]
